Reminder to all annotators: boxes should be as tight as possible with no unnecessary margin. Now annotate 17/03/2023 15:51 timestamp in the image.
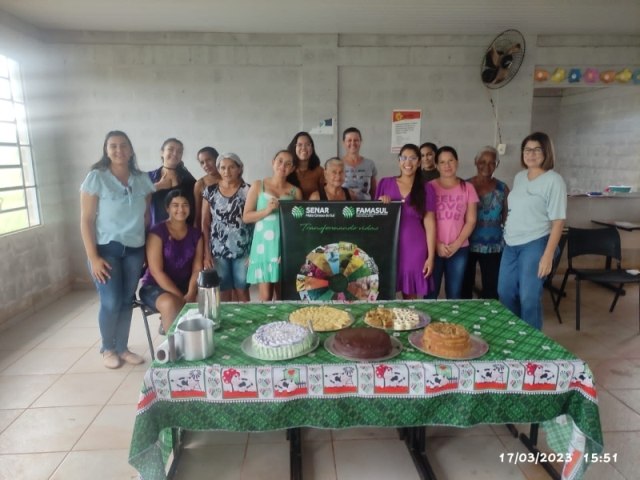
[499,452,618,464]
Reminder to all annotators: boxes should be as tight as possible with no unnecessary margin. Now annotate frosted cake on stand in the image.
[251,321,315,360]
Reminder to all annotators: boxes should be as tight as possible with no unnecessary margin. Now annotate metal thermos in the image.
[197,269,221,327]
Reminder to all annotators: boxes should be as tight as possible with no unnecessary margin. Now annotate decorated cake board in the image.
[296,242,379,301]
[279,201,401,300]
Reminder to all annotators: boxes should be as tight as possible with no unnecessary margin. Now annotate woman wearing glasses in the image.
[498,132,566,330]
[461,146,509,299]
[376,144,436,299]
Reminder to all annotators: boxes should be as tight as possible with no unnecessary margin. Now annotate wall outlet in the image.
[497,143,507,155]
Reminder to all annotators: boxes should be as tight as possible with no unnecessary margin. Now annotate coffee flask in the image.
[197,269,221,327]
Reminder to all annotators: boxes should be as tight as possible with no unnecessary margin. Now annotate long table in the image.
[128,300,603,480]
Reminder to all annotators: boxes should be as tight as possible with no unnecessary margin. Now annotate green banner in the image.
[279,201,401,301]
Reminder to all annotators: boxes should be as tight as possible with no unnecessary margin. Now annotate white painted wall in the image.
[556,87,640,193]
[532,86,640,193]
[0,20,638,326]
[0,17,71,326]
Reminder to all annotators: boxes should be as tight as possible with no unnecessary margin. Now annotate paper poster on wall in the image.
[391,110,422,153]
[309,118,335,135]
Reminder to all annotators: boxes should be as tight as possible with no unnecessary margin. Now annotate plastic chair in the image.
[543,230,568,323]
[557,226,640,331]
[133,297,159,361]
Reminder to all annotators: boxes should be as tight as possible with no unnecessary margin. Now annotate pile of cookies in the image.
[289,306,352,331]
[364,307,420,330]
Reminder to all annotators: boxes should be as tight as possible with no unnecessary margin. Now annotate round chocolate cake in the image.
[333,327,392,359]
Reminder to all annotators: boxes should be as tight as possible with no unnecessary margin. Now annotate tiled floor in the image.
[0,280,639,479]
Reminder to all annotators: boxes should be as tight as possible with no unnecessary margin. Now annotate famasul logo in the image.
[291,205,305,219]
[342,206,355,219]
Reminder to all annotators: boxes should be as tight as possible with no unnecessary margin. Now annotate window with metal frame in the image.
[0,53,40,235]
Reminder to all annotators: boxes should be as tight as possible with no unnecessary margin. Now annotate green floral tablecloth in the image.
[129,300,602,480]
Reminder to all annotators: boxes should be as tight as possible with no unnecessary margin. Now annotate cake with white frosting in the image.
[251,321,315,360]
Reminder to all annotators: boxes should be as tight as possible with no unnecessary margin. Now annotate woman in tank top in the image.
[309,158,356,201]
[243,150,302,301]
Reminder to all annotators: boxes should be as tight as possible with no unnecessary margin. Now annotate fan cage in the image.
[482,29,526,89]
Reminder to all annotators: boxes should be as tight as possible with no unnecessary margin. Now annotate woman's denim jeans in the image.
[427,247,469,300]
[498,236,549,330]
[91,241,145,354]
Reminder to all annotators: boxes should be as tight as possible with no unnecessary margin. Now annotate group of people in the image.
[80,128,565,369]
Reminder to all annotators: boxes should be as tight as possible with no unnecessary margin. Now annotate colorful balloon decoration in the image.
[551,68,566,83]
[535,66,640,85]
[584,68,599,83]
[615,68,632,83]
[600,70,616,83]
[568,68,582,83]
[534,68,549,82]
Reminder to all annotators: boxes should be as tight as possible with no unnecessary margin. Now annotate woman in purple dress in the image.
[376,143,436,299]
[140,189,203,332]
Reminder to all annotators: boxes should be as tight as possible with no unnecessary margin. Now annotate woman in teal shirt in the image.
[80,131,155,369]
[498,132,566,330]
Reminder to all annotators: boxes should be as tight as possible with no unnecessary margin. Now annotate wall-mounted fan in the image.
[481,29,526,89]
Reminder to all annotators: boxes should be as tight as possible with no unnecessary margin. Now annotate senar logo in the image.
[342,206,355,219]
[291,205,305,219]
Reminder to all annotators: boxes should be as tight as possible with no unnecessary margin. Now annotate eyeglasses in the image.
[399,155,419,162]
[523,147,543,155]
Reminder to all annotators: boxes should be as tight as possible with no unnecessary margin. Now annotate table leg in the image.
[518,424,561,480]
[166,427,185,479]
[401,427,437,480]
[288,428,303,480]
[506,423,519,437]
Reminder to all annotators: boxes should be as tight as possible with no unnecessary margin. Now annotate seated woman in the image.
[309,158,356,201]
[140,189,203,332]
